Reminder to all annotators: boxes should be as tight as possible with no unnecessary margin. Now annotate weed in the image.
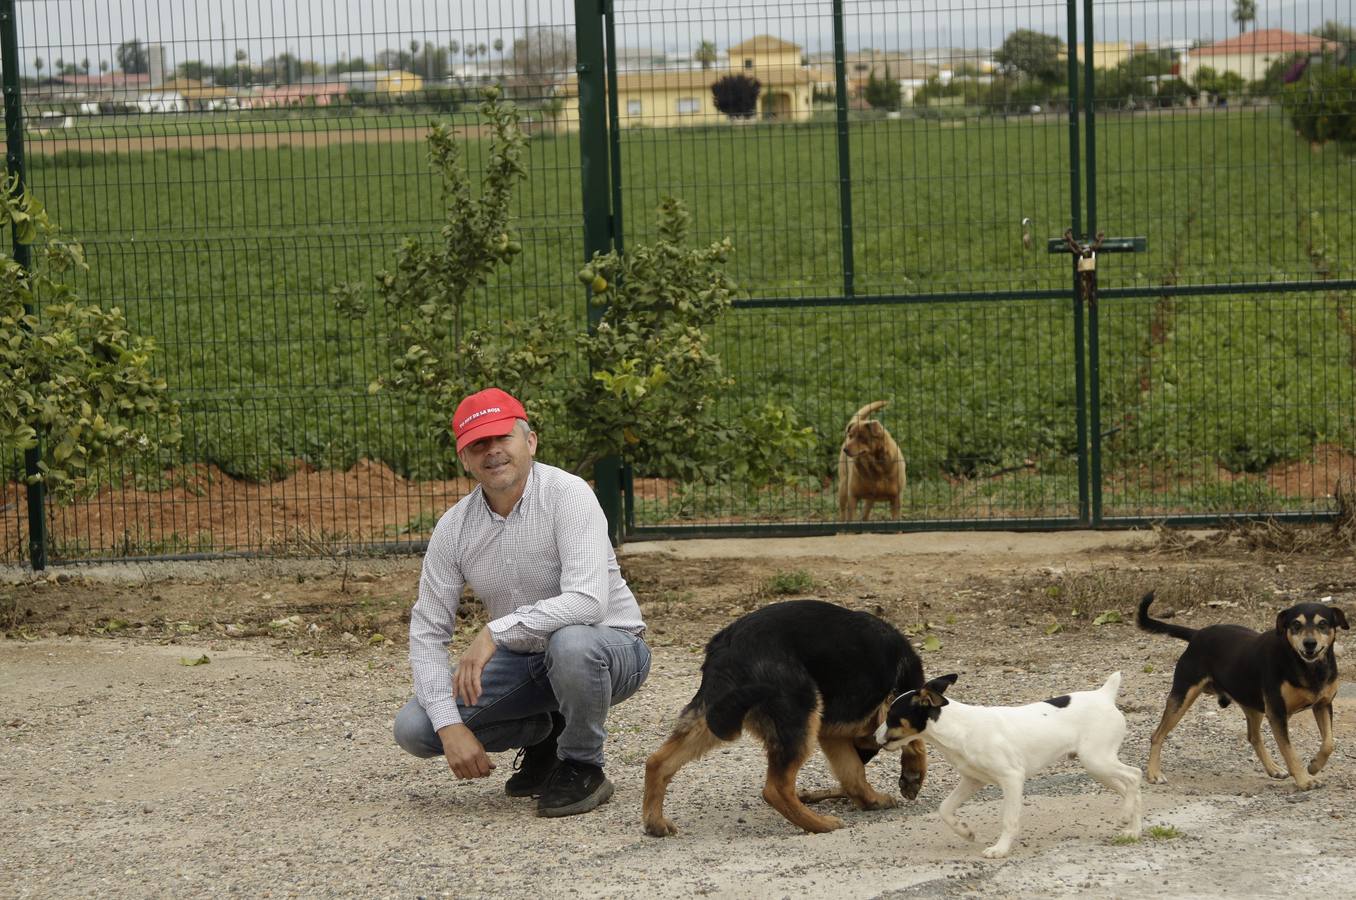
[763,570,816,595]
[385,510,440,537]
[0,590,22,631]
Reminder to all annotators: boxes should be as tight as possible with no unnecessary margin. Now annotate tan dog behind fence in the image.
[837,401,905,522]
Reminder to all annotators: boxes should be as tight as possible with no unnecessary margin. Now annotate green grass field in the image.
[24,106,1356,522]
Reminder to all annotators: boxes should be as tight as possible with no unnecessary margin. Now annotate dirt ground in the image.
[4,528,1356,898]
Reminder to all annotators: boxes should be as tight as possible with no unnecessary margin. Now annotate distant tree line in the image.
[856,23,1355,119]
[69,28,573,90]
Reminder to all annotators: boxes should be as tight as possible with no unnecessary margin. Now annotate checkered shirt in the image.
[409,462,646,730]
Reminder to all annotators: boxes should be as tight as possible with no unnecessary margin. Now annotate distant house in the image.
[254,80,350,108]
[834,53,943,105]
[44,73,150,114]
[1057,41,1140,70]
[155,78,239,111]
[135,89,187,113]
[583,34,823,128]
[332,70,424,96]
[1179,29,1341,83]
[253,71,424,108]
[56,73,151,92]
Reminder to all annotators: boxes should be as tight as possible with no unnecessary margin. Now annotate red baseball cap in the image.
[452,387,528,452]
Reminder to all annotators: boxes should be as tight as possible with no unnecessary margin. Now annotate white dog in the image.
[876,672,1142,858]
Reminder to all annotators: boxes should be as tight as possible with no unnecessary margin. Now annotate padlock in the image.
[1077,252,1096,272]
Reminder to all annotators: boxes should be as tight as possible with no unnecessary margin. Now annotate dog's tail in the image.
[850,400,889,423]
[1136,591,1196,641]
[1097,671,1122,700]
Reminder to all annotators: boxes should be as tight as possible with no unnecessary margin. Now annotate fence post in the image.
[831,0,855,298]
[1082,0,1103,526]
[1,0,46,569]
[574,0,623,544]
[1065,0,1090,526]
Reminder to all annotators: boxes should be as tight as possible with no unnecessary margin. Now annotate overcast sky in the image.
[17,0,1351,74]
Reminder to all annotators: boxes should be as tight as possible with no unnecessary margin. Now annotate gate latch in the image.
[1047,232,1148,256]
[1049,230,1147,306]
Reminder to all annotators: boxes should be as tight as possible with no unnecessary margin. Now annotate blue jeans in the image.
[394,625,651,768]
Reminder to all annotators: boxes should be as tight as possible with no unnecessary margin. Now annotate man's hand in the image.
[437,724,495,779]
[453,625,498,707]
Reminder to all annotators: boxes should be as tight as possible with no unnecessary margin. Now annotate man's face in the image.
[458,421,537,497]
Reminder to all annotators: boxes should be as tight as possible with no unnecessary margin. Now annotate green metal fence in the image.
[600,0,1356,537]
[3,0,1354,563]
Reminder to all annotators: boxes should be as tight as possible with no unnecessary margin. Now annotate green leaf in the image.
[921,634,942,652]
[1093,611,1123,626]
[1045,622,1064,635]
[179,654,211,667]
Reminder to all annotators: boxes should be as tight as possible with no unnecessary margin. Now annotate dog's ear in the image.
[1276,610,1291,635]
[1330,606,1350,630]
[918,674,958,706]
[917,688,948,708]
[928,673,959,692]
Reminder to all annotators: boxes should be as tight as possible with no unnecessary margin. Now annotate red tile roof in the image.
[1194,28,1340,56]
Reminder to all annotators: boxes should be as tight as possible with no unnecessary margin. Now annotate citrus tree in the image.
[335,89,815,487]
[1,176,179,499]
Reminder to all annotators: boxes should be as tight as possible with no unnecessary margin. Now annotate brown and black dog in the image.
[838,401,905,522]
[642,599,928,836]
[1138,591,1348,790]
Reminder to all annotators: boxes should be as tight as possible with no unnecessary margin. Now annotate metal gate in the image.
[574,0,1356,540]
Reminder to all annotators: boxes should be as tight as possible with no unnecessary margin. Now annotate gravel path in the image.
[5,534,1356,897]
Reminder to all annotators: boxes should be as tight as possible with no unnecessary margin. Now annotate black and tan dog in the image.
[642,599,927,836]
[1138,591,1348,790]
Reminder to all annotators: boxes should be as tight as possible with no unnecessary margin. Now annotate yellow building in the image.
[332,69,424,97]
[555,34,820,129]
[1056,41,1137,70]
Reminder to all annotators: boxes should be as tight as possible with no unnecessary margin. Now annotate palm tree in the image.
[33,56,43,77]
[1232,0,1257,36]
[81,58,90,74]
[694,40,717,70]
[99,60,109,74]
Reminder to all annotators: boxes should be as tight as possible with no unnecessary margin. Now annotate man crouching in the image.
[393,387,651,817]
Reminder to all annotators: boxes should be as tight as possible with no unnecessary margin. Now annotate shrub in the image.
[1154,78,1197,107]
[711,74,761,119]
[864,66,902,111]
[1281,60,1356,148]
[0,176,180,499]
[335,90,815,488]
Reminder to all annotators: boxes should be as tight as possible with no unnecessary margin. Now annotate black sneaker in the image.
[504,713,564,798]
[536,759,614,818]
